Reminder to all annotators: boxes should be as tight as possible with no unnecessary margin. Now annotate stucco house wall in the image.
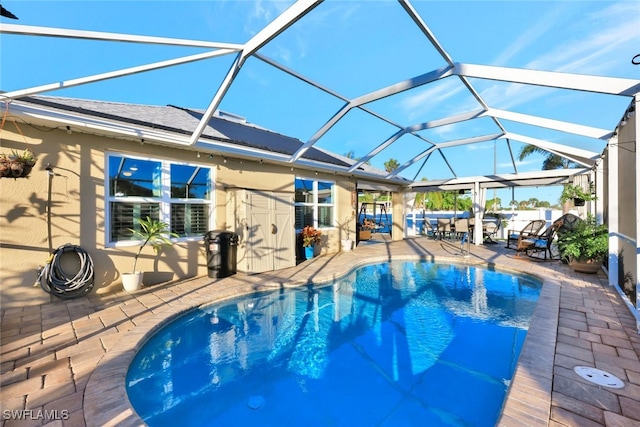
[607,111,638,307]
[0,120,365,307]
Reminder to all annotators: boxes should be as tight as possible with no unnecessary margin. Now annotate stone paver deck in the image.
[1,237,639,426]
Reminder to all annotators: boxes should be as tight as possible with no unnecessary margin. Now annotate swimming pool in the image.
[127,261,542,426]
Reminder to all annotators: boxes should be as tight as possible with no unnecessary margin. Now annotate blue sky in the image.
[1,1,638,206]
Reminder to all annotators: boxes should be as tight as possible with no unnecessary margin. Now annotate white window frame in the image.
[294,177,336,230]
[105,152,214,247]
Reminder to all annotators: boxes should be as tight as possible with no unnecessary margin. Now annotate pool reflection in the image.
[127,261,542,426]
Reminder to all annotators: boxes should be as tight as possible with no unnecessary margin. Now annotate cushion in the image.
[534,239,547,249]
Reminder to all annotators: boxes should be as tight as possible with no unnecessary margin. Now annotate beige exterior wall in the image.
[0,123,378,306]
[609,113,637,306]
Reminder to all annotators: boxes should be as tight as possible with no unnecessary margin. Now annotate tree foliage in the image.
[518,145,580,170]
[415,191,472,211]
[384,158,400,173]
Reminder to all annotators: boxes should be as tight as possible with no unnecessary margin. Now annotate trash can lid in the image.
[205,230,237,239]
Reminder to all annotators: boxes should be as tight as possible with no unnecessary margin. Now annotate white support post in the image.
[473,182,483,245]
[412,211,417,236]
[595,163,604,224]
[634,94,640,331]
[607,135,619,291]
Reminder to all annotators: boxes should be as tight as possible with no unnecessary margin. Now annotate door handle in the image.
[271,224,277,234]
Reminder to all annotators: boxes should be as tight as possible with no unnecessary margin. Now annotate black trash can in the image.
[204,231,238,279]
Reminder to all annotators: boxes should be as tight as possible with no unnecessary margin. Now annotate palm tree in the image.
[518,144,580,212]
[384,158,400,173]
[518,145,579,170]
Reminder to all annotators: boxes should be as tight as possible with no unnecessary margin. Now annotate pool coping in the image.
[83,253,558,427]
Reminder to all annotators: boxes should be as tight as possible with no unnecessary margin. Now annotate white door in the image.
[246,191,295,273]
[272,193,295,271]
[247,191,273,274]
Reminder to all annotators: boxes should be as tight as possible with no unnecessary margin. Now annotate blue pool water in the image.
[127,261,542,426]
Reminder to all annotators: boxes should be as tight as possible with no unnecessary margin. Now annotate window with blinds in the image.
[170,204,208,237]
[110,203,160,241]
[107,153,213,244]
[294,177,335,229]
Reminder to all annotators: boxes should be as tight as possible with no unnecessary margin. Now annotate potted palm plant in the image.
[122,216,178,291]
[557,214,608,274]
[336,216,354,251]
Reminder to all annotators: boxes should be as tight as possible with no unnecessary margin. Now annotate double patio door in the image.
[228,190,295,274]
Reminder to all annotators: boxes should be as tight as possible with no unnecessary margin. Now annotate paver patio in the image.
[1,236,639,426]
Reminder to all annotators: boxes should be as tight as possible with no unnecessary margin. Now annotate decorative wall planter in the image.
[0,159,36,178]
[0,148,37,178]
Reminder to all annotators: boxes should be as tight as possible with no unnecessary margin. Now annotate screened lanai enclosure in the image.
[0,0,638,325]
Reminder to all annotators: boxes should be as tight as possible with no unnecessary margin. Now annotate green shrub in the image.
[557,214,608,261]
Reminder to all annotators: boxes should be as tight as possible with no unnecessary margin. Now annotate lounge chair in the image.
[506,219,546,249]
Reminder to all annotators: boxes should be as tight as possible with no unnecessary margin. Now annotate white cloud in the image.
[399,78,466,121]
[264,2,362,64]
[493,3,571,66]
[480,2,639,111]
[246,0,293,35]
[527,2,639,75]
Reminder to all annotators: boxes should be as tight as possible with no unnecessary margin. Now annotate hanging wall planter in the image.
[560,183,595,206]
[0,149,37,178]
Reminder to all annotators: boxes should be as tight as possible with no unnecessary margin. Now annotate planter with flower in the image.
[0,148,37,178]
[301,226,322,260]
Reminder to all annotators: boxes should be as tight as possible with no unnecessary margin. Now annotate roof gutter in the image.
[2,102,409,186]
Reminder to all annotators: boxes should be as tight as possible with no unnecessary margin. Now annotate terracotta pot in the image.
[570,259,603,274]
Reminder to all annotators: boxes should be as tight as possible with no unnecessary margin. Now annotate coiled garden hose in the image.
[38,244,95,299]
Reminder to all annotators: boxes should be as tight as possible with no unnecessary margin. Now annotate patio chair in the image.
[506,219,546,249]
[453,218,472,252]
[516,220,563,260]
[453,218,470,240]
[437,218,453,240]
[422,217,437,238]
[482,217,501,244]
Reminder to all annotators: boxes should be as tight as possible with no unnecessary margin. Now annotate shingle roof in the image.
[18,95,362,170]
